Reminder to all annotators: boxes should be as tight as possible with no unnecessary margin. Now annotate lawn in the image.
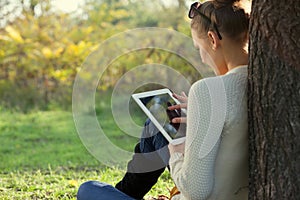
[0,99,173,199]
[0,166,173,199]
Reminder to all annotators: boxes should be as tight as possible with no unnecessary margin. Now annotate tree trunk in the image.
[248,0,300,199]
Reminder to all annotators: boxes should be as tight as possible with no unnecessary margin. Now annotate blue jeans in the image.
[77,181,135,200]
[77,119,169,200]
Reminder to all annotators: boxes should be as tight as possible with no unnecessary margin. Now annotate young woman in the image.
[167,0,249,199]
[77,0,250,199]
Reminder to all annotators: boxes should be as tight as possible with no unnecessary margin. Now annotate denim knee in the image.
[77,181,134,200]
[77,181,107,200]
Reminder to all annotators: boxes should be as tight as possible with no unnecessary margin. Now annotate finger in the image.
[168,103,187,111]
[172,93,179,100]
[172,117,187,123]
[181,91,187,98]
[173,92,188,103]
[168,104,181,110]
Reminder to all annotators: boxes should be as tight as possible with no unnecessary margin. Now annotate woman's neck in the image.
[224,45,248,72]
[227,51,248,71]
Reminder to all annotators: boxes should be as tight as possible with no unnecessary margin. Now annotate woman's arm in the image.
[169,80,221,200]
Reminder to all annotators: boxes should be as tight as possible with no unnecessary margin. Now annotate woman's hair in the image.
[191,0,250,43]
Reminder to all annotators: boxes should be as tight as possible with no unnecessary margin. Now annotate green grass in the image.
[0,97,173,199]
[0,110,99,171]
[0,167,173,199]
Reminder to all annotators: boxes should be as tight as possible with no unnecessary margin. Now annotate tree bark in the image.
[248,0,300,199]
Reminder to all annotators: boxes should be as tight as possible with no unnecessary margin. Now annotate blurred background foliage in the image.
[0,0,200,112]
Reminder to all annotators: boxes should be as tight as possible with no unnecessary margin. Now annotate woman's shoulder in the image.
[190,73,247,100]
[191,65,248,93]
[190,76,225,93]
[195,67,247,86]
[191,76,220,87]
[189,78,209,96]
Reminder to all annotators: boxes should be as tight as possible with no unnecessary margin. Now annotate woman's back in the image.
[170,66,248,200]
[211,65,248,199]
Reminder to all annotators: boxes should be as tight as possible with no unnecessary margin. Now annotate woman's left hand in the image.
[147,195,169,200]
[168,142,185,154]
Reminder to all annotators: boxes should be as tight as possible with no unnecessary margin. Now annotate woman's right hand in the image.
[168,92,188,123]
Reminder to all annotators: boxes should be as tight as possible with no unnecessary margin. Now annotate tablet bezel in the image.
[132,88,186,145]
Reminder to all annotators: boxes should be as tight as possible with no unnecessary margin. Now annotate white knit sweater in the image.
[169,66,248,200]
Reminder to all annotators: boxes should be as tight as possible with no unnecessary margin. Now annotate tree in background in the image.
[0,0,200,111]
[0,0,95,110]
[248,0,299,199]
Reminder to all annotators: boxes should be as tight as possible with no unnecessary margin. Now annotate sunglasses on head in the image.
[188,2,222,40]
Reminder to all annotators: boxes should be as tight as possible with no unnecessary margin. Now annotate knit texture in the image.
[169,66,248,200]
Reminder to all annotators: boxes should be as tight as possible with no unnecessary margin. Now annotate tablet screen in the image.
[139,93,186,140]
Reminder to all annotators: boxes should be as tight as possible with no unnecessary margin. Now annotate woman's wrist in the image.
[168,143,185,155]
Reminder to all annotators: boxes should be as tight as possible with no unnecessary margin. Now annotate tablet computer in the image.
[132,88,186,145]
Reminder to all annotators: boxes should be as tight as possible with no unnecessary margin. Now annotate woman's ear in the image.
[207,31,220,51]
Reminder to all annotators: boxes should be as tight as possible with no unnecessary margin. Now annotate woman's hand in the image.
[168,142,185,154]
[173,92,188,103]
[147,195,169,200]
[168,92,188,123]
[157,195,169,200]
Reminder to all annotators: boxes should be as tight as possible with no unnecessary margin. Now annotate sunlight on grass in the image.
[0,107,172,199]
[0,111,99,171]
[0,167,173,199]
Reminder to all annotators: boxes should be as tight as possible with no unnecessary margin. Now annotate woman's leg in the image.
[115,119,169,199]
[77,181,135,200]
[139,120,170,166]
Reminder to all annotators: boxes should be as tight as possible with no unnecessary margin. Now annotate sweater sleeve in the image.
[169,80,221,200]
